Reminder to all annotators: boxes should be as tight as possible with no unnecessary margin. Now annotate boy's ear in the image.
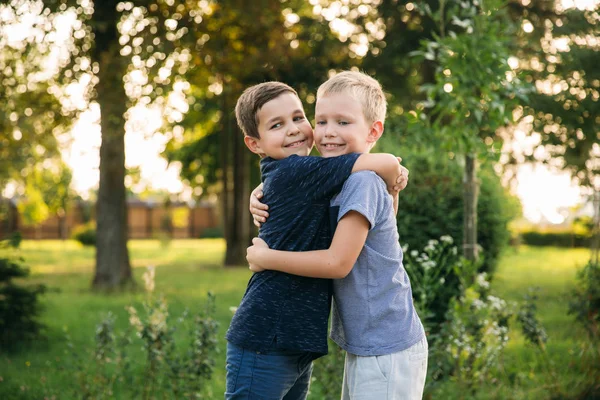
[367,121,384,144]
[244,136,264,156]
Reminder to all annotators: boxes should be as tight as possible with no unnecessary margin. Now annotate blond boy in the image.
[248,71,427,400]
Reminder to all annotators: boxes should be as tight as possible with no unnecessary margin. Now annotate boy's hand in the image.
[389,157,409,195]
[249,183,269,228]
[247,237,269,272]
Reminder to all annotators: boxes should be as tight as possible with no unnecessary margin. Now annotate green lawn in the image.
[0,241,596,399]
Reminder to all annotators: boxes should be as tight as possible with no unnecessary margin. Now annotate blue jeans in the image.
[225,342,314,400]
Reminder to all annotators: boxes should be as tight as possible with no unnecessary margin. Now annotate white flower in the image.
[410,250,419,257]
[402,244,409,253]
[142,266,156,293]
[476,273,490,289]
[441,235,453,244]
[439,277,445,284]
[472,298,485,310]
[422,260,436,271]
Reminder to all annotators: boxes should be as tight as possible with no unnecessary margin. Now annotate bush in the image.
[569,261,600,341]
[0,243,47,350]
[72,223,96,246]
[65,267,220,398]
[394,154,519,275]
[403,235,479,336]
[520,230,591,248]
[199,227,223,239]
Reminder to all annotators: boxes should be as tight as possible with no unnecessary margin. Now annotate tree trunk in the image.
[591,190,600,266]
[91,2,133,290]
[463,154,479,262]
[222,101,251,267]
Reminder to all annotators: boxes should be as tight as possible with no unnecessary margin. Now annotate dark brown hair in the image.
[235,81,298,139]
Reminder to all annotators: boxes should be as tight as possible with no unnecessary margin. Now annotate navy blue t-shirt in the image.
[225,153,361,357]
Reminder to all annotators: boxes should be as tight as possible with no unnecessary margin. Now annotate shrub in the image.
[65,266,220,399]
[569,261,600,341]
[520,230,591,248]
[0,242,47,350]
[199,227,223,239]
[72,223,96,246]
[403,235,479,336]
[311,340,346,400]
[395,154,519,275]
[427,273,513,393]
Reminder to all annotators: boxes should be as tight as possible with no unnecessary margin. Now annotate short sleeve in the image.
[336,171,388,229]
[274,153,361,201]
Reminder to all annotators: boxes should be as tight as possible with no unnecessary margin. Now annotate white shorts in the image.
[341,336,428,400]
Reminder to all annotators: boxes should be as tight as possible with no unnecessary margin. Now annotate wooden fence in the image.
[0,199,220,240]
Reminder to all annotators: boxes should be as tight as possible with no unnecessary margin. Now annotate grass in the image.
[0,241,597,399]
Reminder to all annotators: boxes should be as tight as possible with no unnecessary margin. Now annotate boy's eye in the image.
[293,116,305,122]
[270,122,282,129]
[316,121,326,125]
[338,120,349,125]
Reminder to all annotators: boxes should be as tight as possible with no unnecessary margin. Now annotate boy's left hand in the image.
[247,237,269,272]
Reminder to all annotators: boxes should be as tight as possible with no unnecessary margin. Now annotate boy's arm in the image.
[352,153,404,191]
[246,211,370,279]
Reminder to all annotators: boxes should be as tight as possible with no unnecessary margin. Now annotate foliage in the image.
[72,222,96,247]
[510,2,600,191]
[410,0,529,154]
[427,272,513,393]
[403,235,478,335]
[0,241,47,350]
[517,288,548,350]
[66,267,220,399]
[569,261,600,342]
[311,340,346,400]
[0,1,85,190]
[390,153,520,274]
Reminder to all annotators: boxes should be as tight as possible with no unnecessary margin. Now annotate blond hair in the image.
[317,71,387,124]
[235,81,298,139]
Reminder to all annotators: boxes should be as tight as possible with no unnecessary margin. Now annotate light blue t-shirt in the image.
[329,171,425,356]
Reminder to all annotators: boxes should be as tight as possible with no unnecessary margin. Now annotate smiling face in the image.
[244,92,314,159]
[314,92,383,158]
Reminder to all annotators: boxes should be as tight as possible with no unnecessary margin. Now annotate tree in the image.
[410,0,529,262]
[0,1,77,194]
[508,0,600,263]
[87,0,133,289]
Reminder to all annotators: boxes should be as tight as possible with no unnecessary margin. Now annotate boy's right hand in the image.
[250,183,269,228]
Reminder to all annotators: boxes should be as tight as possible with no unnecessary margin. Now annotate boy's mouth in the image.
[320,143,345,150]
[285,139,307,148]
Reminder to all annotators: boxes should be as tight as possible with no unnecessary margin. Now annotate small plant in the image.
[428,271,513,393]
[72,222,96,246]
[311,340,346,400]
[403,235,480,335]
[517,288,548,350]
[66,266,219,399]
[0,240,47,350]
[569,261,600,342]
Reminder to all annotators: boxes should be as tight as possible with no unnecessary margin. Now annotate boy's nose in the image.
[287,126,300,136]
